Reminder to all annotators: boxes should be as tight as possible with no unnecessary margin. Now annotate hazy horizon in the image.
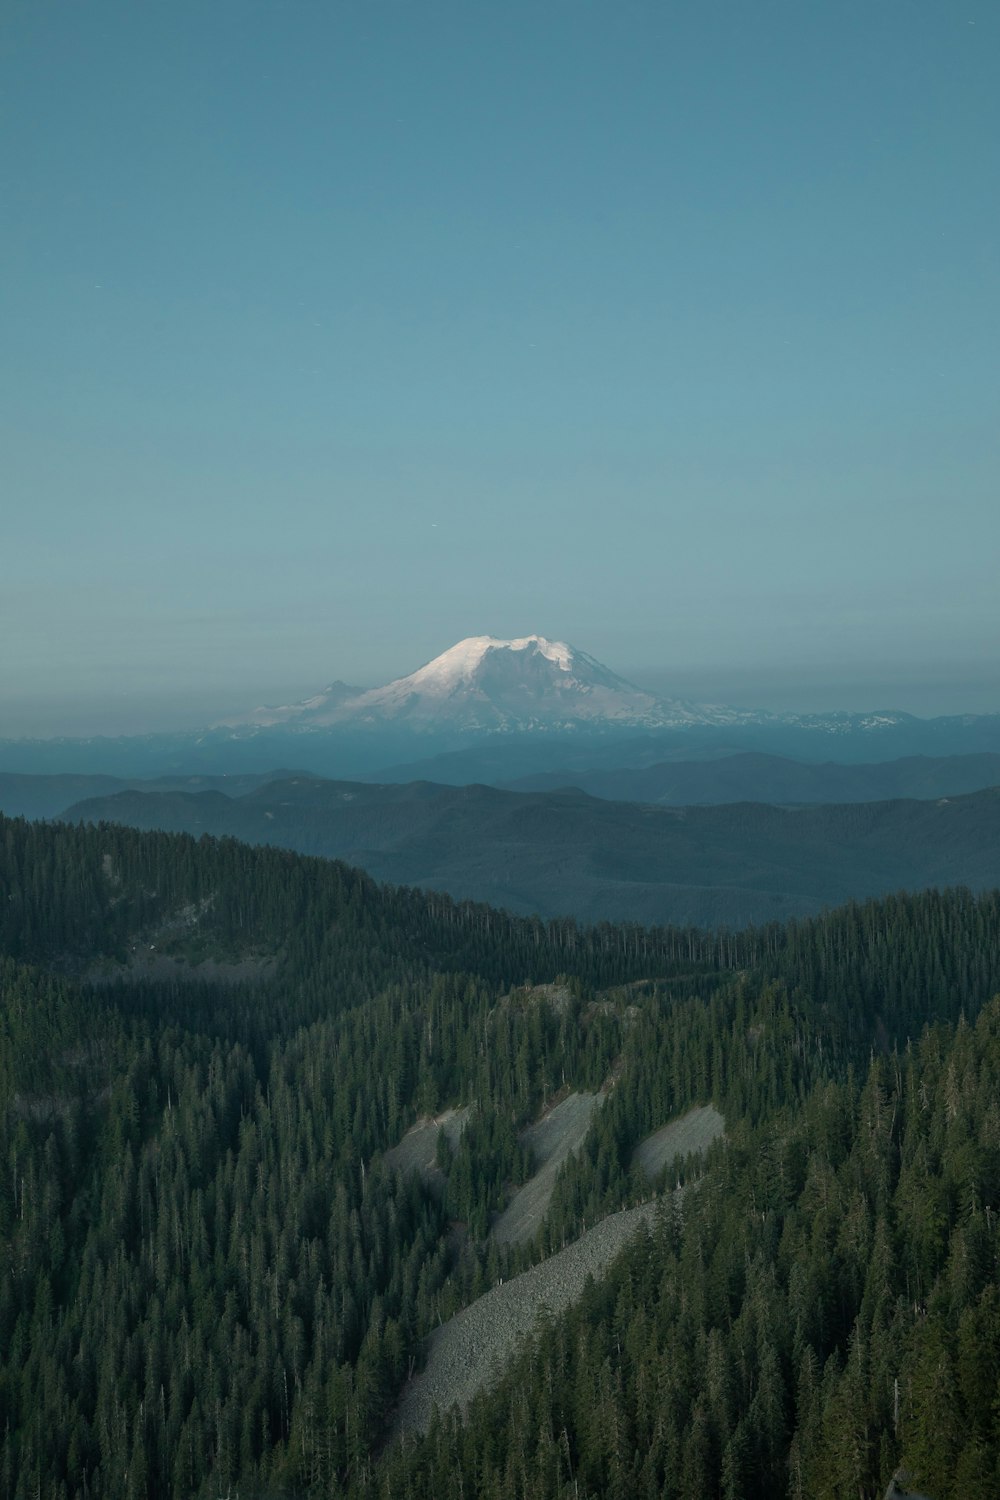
[2,643,998,740]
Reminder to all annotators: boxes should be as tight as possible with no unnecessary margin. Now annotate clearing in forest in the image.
[491,1090,604,1246]
[384,1106,473,1194]
[631,1103,725,1181]
[392,1199,663,1437]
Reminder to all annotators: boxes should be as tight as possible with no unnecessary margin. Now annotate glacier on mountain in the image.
[220,633,745,734]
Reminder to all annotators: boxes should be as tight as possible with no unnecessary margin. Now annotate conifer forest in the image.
[3,813,1000,1498]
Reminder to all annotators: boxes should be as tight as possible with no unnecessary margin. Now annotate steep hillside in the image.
[377,1003,1000,1500]
[3,816,1000,1499]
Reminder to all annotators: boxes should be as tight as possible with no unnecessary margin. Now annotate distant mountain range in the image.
[0,771,295,821]
[502,750,1000,805]
[2,635,998,782]
[51,773,1000,930]
[6,751,1000,822]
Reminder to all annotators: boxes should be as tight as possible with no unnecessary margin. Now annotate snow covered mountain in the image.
[224,635,750,734]
[216,634,941,746]
[6,636,993,785]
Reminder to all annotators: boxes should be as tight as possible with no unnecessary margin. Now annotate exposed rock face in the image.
[492,1091,605,1246]
[392,1202,663,1437]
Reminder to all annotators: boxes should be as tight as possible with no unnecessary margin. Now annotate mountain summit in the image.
[228,635,745,734]
[346,635,665,729]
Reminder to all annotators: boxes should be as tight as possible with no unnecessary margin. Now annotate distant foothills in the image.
[2,766,999,931]
[2,635,1000,782]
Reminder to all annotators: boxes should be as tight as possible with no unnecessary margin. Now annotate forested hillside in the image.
[58,774,1000,928]
[1,813,999,1498]
[380,1002,1000,1500]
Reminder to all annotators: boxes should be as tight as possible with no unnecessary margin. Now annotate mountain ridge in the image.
[501,749,1000,805]
[58,774,1000,930]
[6,750,1000,822]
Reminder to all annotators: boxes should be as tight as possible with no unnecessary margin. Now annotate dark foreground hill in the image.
[63,774,1000,927]
[2,814,1000,1498]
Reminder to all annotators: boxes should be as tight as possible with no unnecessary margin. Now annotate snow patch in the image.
[377,635,575,697]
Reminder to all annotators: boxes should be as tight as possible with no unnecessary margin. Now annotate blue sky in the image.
[2,0,998,732]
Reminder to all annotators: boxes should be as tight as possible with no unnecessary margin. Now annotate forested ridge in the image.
[1,813,999,1497]
[50,772,1000,929]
